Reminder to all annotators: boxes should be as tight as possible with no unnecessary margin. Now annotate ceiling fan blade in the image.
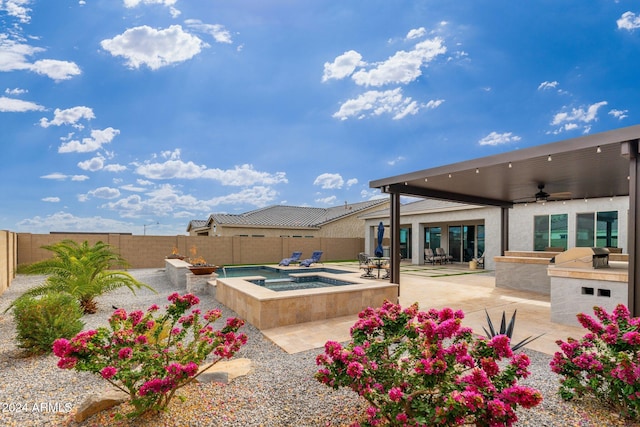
[549,191,572,199]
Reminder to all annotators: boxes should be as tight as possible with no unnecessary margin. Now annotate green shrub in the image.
[13,292,84,355]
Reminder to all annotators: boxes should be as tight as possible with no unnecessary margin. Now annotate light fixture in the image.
[547,155,552,162]
[508,162,512,168]
[448,173,452,178]
[596,146,602,153]
[475,168,479,174]
[424,178,428,182]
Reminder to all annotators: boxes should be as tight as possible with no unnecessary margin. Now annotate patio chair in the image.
[278,251,303,266]
[358,252,375,278]
[474,251,485,269]
[299,251,323,267]
[436,248,453,264]
[424,248,441,265]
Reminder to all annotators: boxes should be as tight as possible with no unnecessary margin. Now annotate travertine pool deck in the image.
[261,262,586,355]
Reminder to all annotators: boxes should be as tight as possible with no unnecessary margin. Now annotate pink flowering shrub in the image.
[52,293,247,417]
[315,300,542,426]
[550,304,640,419]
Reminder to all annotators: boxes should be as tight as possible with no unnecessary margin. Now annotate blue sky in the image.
[1,1,639,235]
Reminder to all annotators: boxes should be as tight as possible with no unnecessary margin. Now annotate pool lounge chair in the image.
[278,251,303,266]
[299,251,323,267]
[436,248,453,264]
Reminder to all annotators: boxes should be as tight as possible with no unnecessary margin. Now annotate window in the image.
[534,214,567,251]
[424,226,441,249]
[577,211,618,248]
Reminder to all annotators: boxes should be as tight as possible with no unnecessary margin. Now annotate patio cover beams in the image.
[370,124,640,316]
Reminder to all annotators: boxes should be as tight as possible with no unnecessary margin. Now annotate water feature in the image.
[249,275,357,291]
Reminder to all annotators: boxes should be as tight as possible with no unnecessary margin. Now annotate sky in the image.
[1,1,639,236]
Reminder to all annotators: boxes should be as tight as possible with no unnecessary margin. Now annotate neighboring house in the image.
[361,196,628,271]
[187,200,390,238]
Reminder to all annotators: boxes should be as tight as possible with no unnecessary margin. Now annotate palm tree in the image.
[9,240,155,314]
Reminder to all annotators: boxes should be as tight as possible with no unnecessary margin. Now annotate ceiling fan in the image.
[519,184,572,203]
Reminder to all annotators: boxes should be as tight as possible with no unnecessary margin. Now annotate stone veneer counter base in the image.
[548,262,628,327]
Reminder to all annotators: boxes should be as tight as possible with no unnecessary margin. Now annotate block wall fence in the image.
[0,231,17,295]
[2,233,364,295]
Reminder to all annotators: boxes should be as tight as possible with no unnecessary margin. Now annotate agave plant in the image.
[8,240,155,314]
[482,309,543,351]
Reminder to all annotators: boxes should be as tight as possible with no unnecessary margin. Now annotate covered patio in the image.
[370,124,640,315]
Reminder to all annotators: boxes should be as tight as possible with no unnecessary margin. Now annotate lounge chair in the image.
[474,252,485,269]
[424,248,441,265]
[358,252,375,278]
[299,251,323,267]
[278,251,302,266]
[436,248,453,264]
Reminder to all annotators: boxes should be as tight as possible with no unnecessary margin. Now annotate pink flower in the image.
[204,309,222,321]
[52,338,71,357]
[623,331,640,345]
[388,387,403,402]
[135,335,148,344]
[57,356,78,369]
[100,366,118,379]
[346,361,364,378]
[171,327,182,335]
[118,347,133,359]
[488,335,513,358]
[147,304,160,312]
[128,310,144,326]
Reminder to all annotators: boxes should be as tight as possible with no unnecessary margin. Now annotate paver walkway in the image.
[261,262,585,355]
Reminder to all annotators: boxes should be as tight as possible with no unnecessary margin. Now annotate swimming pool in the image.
[220,265,351,280]
[249,275,357,291]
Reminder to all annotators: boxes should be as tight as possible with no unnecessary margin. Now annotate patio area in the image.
[261,262,586,355]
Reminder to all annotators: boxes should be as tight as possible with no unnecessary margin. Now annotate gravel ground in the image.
[0,269,638,427]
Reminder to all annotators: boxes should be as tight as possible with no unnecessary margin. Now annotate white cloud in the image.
[101,25,206,70]
[387,156,406,166]
[315,196,337,205]
[103,163,127,172]
[1,0,32,23]
[135,158,288,186]
[609,109,628,120]
[537,81,559,90]
[322,50,363,82]
[0,96,44,112]
[42,197,60,203]
[5,87,27,95]
[351,37,446,87]
[346,178,358,187]
[40,172,69,180]
[41,172,89,181]
[16,211,136,234]
[406,27,427,40]
[314,173,344,189]
[478,131,522,146]
[617,11,640,30]
[185,19,232,44]
[58,127,120,153]
[31,59,81,81]
[89,187,121,199]
[40,106,95,128]
[123,0,177,7]
[550,101,608,133]
[425,99,444,109]
[333,88,421,120]
[77,156,105,171]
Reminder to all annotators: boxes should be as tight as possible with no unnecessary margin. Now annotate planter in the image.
[166,255,185,260]
[188,266,218,275]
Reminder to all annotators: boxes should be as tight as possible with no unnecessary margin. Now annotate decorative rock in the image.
[74,388,129,422]
[196,358,252,384]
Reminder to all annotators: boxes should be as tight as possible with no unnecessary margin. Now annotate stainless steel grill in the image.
[550,247,610,269]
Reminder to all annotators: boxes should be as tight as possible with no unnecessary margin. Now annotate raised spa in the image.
[215,270,398,330]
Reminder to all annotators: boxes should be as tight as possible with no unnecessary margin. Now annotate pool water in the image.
[249,275,357,292]
[220,266,349,280]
